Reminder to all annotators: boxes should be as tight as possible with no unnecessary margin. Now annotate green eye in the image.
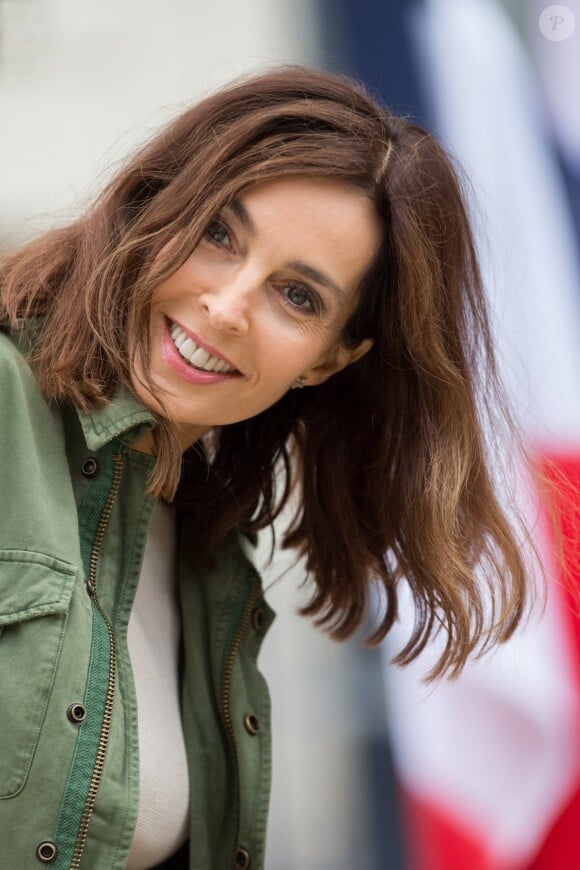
[206,220,231,247]
[284,284,319,313]
[287,286,309,306]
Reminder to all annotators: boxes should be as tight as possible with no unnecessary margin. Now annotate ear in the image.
[303,338,374,386]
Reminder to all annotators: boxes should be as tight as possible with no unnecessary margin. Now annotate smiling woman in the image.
[0,66,534,869]
[130,176,379,449]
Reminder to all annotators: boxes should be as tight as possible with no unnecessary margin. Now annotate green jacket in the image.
[0,326,275,869]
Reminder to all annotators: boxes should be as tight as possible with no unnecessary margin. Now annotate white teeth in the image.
[169,322,235,373]
[190,347,210,367]
[180,337,196,357]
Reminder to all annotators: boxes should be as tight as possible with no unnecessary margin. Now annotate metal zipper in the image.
[70,453,124,869]
[220,583,260,841]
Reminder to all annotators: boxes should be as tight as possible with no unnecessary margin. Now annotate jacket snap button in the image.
[251,606,265,631]
[36,841,58,863]
[243,713,260,735]
[67,702,87,724]
[81,457,100,478]
[234,847,251,869]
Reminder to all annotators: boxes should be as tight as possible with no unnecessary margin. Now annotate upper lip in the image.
[168,317,241,373]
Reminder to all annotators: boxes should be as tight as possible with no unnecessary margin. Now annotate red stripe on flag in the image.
[403,788,519,870]
[526,785,580,870]
[401,452,580,870]
[537,451,580,626]
[524,451,580,868]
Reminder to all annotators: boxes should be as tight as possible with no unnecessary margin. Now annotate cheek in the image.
[150,269,187,311]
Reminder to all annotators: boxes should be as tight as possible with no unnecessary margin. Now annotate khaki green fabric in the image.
[0,327,274,869]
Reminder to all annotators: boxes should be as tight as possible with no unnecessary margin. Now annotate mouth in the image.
[166,318,240,375]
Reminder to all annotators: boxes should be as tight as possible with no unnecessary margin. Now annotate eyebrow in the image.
[228,198,257,237]
[226,198,347,305]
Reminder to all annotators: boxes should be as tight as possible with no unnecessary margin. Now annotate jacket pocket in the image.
[0,549,78,798]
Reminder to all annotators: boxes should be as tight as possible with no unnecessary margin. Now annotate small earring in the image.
[291,375,306,389]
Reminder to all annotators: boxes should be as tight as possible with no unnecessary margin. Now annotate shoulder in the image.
[0,326,80,560]
[0,325,65,449]
[0,325,41,399]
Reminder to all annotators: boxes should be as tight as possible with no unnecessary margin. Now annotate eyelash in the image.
[204,217,324,316]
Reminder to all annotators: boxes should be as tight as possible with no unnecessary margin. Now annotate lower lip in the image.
[161,319,242,386]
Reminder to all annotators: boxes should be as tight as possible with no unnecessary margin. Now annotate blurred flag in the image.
[385,2,580,867]
[326,0,580,866]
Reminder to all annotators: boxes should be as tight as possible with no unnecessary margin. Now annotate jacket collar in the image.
[75,385,156,452]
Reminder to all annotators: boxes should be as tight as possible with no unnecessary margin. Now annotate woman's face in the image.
[131,176,381,449]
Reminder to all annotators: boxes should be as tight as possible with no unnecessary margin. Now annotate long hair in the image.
[0,65,533,678]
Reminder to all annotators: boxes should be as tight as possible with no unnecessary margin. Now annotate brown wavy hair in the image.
[0,65,534,678]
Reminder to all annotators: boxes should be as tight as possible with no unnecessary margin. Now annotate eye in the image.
[281,283,321,314]
[206,219,232,249]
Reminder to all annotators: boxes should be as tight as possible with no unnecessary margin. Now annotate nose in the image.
[198,269,256,335]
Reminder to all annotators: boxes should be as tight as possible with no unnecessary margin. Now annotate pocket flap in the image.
[0,549,78,626]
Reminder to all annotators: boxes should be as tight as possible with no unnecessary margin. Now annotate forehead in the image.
[234,176,382,297]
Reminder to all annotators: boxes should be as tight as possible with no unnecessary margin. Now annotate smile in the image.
[169,322,237,373]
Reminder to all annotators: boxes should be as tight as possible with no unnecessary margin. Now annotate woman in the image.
[0,67,530,869]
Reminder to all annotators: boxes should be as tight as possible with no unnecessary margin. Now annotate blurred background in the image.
[2,1,580,868]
